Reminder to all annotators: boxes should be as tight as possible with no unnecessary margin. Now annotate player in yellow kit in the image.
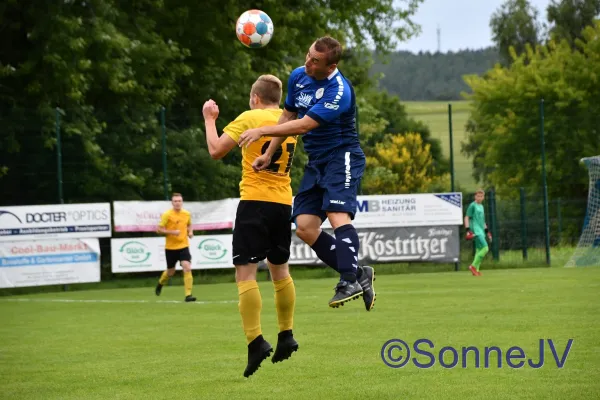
[202,75,298,378]
[155,193,196,302]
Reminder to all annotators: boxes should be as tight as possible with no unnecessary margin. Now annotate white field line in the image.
[0,298,238,305]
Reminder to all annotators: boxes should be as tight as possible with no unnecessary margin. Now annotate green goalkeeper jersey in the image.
[466,201,486,236]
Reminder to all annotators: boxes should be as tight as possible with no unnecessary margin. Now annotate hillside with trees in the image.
[370,47,501,101]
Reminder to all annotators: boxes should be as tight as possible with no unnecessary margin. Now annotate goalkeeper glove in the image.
[465,228,474,241]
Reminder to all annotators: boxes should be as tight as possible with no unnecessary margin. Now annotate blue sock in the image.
[334,224,359,282]
[310,230,339,272]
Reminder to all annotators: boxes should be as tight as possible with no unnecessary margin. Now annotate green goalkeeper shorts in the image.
[475,235,488,250]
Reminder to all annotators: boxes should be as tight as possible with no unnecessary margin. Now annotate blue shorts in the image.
[292,147,366,223]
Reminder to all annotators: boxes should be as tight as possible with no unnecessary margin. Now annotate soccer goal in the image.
[565,155,600,267]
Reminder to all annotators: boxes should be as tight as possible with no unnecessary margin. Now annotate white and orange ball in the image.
[236,9,274,48]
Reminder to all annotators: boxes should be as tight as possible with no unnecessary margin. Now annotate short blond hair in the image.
[475,189,485,195]
[251,74,282,105]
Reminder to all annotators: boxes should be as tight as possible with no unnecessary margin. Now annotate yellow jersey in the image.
[223,108,296,205]
[158,209,191,250]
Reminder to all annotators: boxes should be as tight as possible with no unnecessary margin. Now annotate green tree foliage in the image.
[490,0,542,65]
[0,0,428,205]
[371,48,501,100]
[462,22,600,203]
[0,0,192,203]
[357,89,448,174]
[546,0,600,47]
[362,133,449,194]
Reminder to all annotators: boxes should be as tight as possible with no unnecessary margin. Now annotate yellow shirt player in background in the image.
[154,193,196,302]
[202,75,298,378]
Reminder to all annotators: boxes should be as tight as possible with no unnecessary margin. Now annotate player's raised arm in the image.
[203,99,238,160]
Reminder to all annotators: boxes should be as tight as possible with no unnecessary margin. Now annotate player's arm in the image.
[157,225,180,236]
[187,215,193,238]
[464,215,471,231]
[261,109,300,157]
[239,114,318,147]
[157,214,179,236]
[484,221,492,241]
[464,205,474,240]
[203,100,238,159]
[240,68,334,147]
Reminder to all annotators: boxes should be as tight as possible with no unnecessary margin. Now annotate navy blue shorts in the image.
[292,148,366,222]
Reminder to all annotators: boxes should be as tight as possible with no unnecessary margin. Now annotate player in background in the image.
[155,193,196,301]
[464,189,492,276]
[238,36,375,311]
[202,74,298,378]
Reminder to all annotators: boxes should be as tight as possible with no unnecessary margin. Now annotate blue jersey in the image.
[284,66,361,163]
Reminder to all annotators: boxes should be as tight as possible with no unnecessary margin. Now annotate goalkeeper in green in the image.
[464,189,492,276]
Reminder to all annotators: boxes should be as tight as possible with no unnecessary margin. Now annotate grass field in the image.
[2,267,599,399]
[403,101,476,191]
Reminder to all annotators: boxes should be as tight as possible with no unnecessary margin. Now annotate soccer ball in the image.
[235,9,274,48]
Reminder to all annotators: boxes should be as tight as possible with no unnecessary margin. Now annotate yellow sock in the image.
[183,271,193,296]
[159,270,170,286]
[273,276,295,332]
[237,280,262,344]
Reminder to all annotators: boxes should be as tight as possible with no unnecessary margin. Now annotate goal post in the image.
[565,155,600,267]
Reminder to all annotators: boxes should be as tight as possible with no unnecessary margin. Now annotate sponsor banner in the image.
[111,235,233,272]
[0,203,111,241]
[289,226,460,265]
[0,239,101,288]
[112,199,239,232]
[317,193,463,229]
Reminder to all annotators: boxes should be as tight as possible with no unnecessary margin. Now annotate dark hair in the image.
[314,36,343,65]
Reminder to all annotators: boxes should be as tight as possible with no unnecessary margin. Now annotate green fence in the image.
[0,101,589,284]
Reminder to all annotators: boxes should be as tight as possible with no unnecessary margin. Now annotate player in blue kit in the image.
[238,36,376,311]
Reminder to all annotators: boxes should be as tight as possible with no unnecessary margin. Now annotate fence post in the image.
[56,107,69,292]
[519,187,528,260]
[161,107,168,200]
[488,189,500,261]
[448,103,458,271]
[56,108,64,204]
[557,199,562,244]
[539,98,551,265]
[448,103,455,192]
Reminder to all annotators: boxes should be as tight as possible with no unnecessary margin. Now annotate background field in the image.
[1,267,598,400]
[403,101,476,191]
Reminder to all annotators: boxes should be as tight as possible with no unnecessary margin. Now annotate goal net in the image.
[566,156,600,267]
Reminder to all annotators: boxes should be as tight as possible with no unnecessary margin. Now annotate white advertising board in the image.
[317,193,463,229]
[111,235,233,272]
[112,199,239,232]
[0,239,101,288]
[0,203,111,241]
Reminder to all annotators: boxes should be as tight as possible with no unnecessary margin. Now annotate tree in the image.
[546,0,600,47]
[490,0,542,65]
[0,0,425,205]
[362,133,450,194]
[462,22,600,204]
[0,0,193,204]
